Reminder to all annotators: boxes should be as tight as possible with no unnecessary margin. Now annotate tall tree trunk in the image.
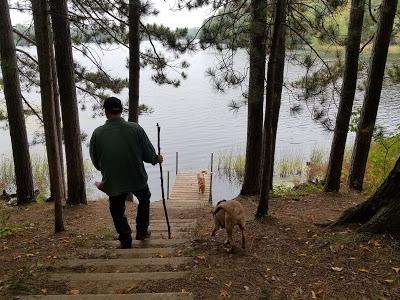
[268,18,287,190]
[32,0,64,232]
[0,0,35,204]
[335,155,400,234]
[128,0,141,123]
[257,0,287,218]
[49,0,87,205]
[50,37,66,200]
[348,0,398,191]
[240,0,267,196]
[324,0,365,192]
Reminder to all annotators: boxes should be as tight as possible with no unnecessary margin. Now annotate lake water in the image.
[0,43,399,203]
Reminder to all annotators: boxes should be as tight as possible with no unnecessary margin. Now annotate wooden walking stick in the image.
[157,123,171,239]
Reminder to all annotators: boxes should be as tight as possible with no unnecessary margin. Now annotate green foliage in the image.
[0,153,94,196]
[309,148,325,165]
[278,153,304,178]
[349,107,362,133]
[273,182,322,198]
[364,130,400,189]
[199,2,250,50]
[0,225,16,238]
[0,155,14,191]
[259,287,272,299]
[388,64,400,83]
[0,109,6,121]
[292,52,344,129]
[0,83,6,121]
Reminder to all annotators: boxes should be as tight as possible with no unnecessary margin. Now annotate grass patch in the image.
[183,248,204,257]
[216,150,245,183]
[259,287,272,299]
[216,132,397,195]
[273,182,322,198]
[7,272,41,295]
[278,153,303,178]
[342,131,400,193]
[0,153,94,198]
[0,218,35,238]
[0,224,17,238]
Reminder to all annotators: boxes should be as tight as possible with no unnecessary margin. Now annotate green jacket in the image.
[89,117,159,197]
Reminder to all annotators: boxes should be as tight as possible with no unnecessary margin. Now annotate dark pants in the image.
[109,185,151,246]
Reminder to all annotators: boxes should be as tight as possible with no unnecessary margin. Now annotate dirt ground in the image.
[1,191,400,299]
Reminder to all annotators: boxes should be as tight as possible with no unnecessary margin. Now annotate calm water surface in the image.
[0,44,399,203]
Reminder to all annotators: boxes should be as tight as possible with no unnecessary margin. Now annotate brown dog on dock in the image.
[211,199,246,249]
[197,171,207,194]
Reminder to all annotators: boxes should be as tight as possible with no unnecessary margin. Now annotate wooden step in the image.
[78,247,176,259]
[20,292,193,299]
[49,271,189,282]
[97,239,188,248]
[130,224,196,232]
[56,257,191,269]
[149,219,196,224]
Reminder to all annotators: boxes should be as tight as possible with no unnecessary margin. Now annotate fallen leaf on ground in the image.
[244,286,250,291]
[115,288,125,294]
[126,285,136,293]
[311,291,317,299]
[196,255,206,260]
[219,288,231,299]
[41,288,48,294]
[158,252,168,258]
[384,279,394,284]
[181,289,188,293]
[224,281,232,287]
[66,289,80,295]
[205,276,214,282]
[368,240,382,248]
[331,267,343,272]
[392,267,400,274]
[358,268,369,273]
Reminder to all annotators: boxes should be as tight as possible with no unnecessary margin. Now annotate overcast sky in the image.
[10,0,210,29]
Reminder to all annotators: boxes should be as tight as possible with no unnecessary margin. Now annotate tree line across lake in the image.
[0,0,399,233]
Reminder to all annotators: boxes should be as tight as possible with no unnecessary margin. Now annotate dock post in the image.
[167,170,170,200]
[209,153,213,203]
[175,152,179,175]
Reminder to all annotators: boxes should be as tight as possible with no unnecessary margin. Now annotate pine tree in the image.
[50,0,87,205]
[348,0,398,191]
[0,0,35,205]
[241,0,267,196]
[129,0,141,122]
[257,0,287,218]
[32,0,64,231]
[324,0,366,192]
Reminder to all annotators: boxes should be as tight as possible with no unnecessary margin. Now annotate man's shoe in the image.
[135,230,151,241]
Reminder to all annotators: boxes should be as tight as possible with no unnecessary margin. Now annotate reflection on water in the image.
[0,44,399,203]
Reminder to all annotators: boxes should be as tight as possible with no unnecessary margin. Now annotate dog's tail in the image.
[212,200,228,216]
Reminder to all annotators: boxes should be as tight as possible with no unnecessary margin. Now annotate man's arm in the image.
[89,131,101,170]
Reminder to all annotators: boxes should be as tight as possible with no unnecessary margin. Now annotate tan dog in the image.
[197,171,207,194]
[211,199,246,249]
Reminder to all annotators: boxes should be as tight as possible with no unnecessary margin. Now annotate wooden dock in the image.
[153,172,211,209]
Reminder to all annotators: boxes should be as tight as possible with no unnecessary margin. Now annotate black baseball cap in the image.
[103,97,123,113]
